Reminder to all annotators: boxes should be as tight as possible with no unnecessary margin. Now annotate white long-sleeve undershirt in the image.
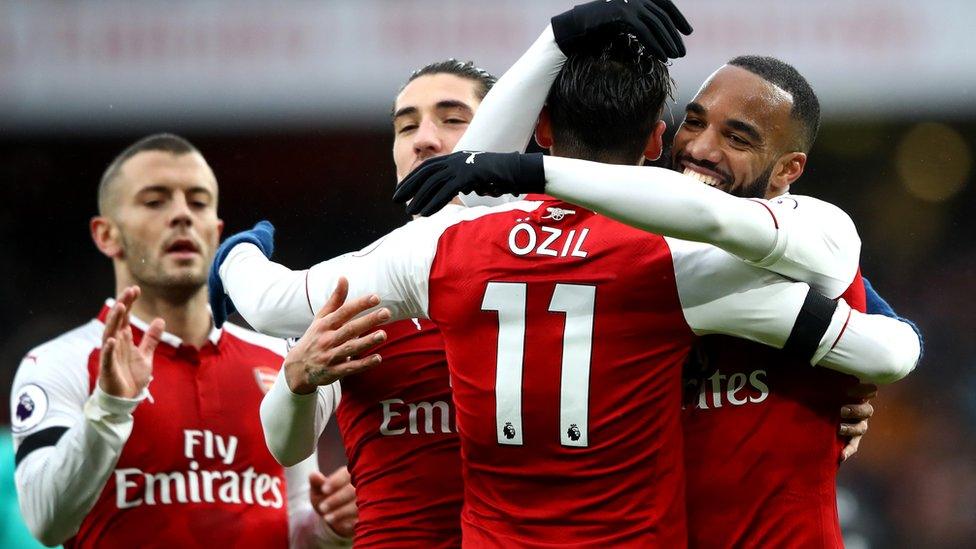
[455,25,565,206]
[16,386,141,546]
[543,156,863,299]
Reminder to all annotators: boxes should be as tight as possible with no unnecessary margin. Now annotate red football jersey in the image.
[682,272,867,549]
[428,199,695,548]
[296,197,863,548]
[71,305,291,548]
[338,318,463,547]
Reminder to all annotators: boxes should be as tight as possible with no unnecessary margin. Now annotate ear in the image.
[91,216,123,259]
[534,107,554,150]
[216,218,225,239]
[642,120,667,162]
[769,152,807,195]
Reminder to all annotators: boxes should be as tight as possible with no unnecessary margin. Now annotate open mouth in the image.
[164,238,200,256]
[682,165,728,189]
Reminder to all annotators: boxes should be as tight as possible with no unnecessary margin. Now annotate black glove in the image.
[552,0,693,61]
[393,151,546,217]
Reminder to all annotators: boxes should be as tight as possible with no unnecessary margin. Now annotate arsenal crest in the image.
[252,367,278,394]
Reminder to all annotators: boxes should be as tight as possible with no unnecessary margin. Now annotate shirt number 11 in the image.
[481,282,595,448]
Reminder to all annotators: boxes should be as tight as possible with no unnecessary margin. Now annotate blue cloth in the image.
[208,220,276,328]
[863,276,924,360]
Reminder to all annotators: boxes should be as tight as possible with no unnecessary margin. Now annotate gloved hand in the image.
[551,0,693,61]
[393,151,545,216]
[208,220,276,328]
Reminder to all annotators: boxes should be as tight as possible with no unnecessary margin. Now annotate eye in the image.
[144,199,163,208]
[681,117,705,129]
[397,124,418,135]
[445,118,468,125]
[728,134,750,147]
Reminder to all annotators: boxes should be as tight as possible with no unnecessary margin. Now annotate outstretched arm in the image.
[397,152,860,298]
[671,241,920,384]
[543,157,862,296]
[452,25,565,160]
[212,211,461,339]
[451,0,692,207]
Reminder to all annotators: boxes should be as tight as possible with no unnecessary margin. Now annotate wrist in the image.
[283,359,317,395]
[87,385,143,419]
[97,377,140,400]
[518,153,547,194]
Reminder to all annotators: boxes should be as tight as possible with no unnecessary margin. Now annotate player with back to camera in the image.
[222,2,694,546]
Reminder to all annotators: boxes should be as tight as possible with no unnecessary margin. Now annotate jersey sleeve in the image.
[455,24,565,208]
[742,194,861,298]
[218,245,316,338]
[11,338,146,546]
[542,157,861,296]
[260,368,340,467]
[220,209,464,339]
[218,229,426,338]
[304,209,469,320]
[668,239,919,384]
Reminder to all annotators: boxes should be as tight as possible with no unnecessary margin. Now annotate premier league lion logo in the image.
[503,422,517,440]
[16,393,35,422]
[567,423,581,441]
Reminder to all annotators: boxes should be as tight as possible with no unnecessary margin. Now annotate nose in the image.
[412,118,443,160]
[682,127,724,166]
[168,194,194,228]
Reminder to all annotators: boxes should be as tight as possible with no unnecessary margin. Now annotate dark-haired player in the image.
[261,59,495,548]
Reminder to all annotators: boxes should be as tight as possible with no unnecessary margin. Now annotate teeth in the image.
[683,168,721,188]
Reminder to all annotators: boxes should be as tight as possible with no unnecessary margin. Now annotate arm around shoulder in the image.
[817,309,920,384]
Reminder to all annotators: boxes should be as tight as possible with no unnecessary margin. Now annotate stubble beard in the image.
[729,164,774,199]
[120,233,207,303]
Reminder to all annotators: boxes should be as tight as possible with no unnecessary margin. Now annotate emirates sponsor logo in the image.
[379,398,454,436]
[685,369,770,410]
[114,429,283,509]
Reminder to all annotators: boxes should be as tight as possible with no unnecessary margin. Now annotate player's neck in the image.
[124,285,213,348]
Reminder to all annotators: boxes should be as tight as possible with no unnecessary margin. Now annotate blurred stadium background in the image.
[1,1,973,547]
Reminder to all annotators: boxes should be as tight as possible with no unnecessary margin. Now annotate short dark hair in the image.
[727,55,820,153]
[546,35,674,163]
[400,59,497,103]
[98,133,200,215]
